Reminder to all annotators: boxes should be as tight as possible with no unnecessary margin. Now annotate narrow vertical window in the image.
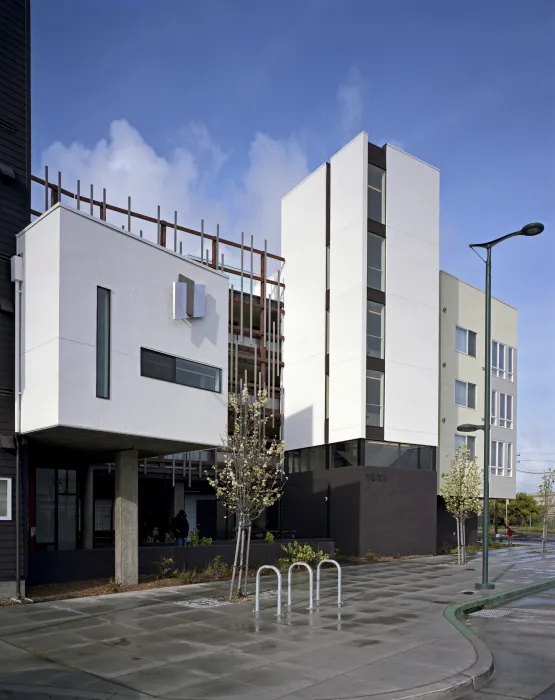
[96,287,111,399]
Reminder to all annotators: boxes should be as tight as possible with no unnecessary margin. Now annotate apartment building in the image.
[280,133,441,557]
[439,272,517,501]
[0,0,30,599]
[280,134,518,557]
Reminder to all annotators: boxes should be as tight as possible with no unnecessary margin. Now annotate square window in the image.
[0,478,12,520]
[367,300,384,359]
[455,379,476,408]
[367,233,385,291]
[455,327,477,357]
[367,164,385,224]
[366,370,384,427]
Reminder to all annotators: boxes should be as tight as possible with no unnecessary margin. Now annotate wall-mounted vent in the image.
[0,117,16,134]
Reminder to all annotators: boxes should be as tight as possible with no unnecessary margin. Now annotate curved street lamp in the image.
[465,222,544,590]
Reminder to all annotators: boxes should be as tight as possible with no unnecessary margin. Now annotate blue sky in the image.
[31,0,554,490]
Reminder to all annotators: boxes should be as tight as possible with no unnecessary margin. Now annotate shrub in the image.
[178,568,198,584]
[200,536,213,546]
[189,529,200,546]
[265,531,275,544]
[146,527,159,544]
[278,541,326,571]
[156,556,178,579]
[364,550,380,562]
[203,555,231,579]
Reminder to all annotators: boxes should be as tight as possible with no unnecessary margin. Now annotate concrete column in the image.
[173,481,184,517]
[83,466,94,550]
[115,449,138,585]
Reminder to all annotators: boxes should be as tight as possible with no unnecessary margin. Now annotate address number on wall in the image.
[366,473,386,483]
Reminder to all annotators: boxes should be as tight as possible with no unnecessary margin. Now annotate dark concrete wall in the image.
[0,0,30,586]
[436,496,478,553]
[282,465,437,557]
[26,539,335,586]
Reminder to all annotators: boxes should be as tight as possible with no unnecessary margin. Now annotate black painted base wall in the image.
[436,496,478,553]
[26,539,335,586]
[281,465,437,558]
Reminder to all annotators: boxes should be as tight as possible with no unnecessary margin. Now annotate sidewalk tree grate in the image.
[174,597,232,608]
[469,608,515,618]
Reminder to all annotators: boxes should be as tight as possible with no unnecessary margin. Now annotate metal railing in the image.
[316,559,342,607]
[287,562,314,611]
[255,565,282,617]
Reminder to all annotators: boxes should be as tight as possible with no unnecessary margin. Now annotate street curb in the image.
[348,575,555,700]
[441,575,555,694]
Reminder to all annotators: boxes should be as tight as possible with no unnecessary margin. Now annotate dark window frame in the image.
[96,287,111,399]
[140,347,222,394]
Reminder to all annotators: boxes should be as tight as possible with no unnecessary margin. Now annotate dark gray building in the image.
[0,0,31,598]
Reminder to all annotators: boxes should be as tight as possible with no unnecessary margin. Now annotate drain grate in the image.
[470,608,515,618]
[175,597,232,608]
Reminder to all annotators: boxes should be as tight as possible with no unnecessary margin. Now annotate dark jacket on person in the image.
[171,512,189,539]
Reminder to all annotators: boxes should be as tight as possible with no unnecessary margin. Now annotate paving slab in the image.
[0,548,554,699]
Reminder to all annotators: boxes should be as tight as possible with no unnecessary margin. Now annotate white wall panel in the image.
[18,205,229,450]
[384,146,439,446]
[329,134,367,443]
[282,165,327,450]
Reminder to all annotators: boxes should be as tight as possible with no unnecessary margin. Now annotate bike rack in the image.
[316,559,342,607]
[254,565,283,617]
[287,562,314,610]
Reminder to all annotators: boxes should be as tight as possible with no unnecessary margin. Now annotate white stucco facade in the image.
[281,165,327,450]
[16,204,229,456]
[328,134,368,444]
[439,271,517,499]
[282,133,440,455]
[384,146,439,447]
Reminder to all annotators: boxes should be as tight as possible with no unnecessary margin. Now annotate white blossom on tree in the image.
[440,444,482,565]
[538,469,555,555]
[207,387,285,598]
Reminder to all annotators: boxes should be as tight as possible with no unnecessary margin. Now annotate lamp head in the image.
[520,222,544,237]
[457,423,484,433]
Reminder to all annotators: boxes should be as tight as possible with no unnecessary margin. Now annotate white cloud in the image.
[337,66,364,141]
[233,132,308,261]
[38,119,308,269]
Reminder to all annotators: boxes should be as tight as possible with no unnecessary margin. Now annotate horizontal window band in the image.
[368,142,386,169]
[367,288,385,304]
[366,356,385,372]
[367,219,386,237]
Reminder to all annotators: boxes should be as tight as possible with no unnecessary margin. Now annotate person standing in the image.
[171,510,189,546]
[506,524,514,546]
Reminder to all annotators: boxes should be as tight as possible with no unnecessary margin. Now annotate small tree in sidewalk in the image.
[440,444,482,565]
[538,469,555,554]
[207,387,285,599]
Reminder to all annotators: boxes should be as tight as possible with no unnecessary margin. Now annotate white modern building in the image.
[280,133,517,556]
[281,134,441,556]
[439,271,517,500]
[13,203,229,583]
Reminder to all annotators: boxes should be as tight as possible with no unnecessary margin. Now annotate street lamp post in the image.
[458,222,544,591]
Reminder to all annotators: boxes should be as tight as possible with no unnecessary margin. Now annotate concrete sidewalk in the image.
[0,547,554,700]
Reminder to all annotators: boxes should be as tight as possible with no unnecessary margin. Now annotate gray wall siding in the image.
[0,0,30,585]
[283,466,437,557]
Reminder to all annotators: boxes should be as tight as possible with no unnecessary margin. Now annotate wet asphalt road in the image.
[466,587,555,700]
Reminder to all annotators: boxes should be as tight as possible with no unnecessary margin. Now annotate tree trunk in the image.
[236,521,246,596]
[461,518,466,565]
[457,518,461,565]
[243,524,252,596]
[229,519,241,599]
[542,517,547,554]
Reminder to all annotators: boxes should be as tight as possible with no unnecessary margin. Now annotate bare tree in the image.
[207,387,285,598]
[440,444,482,565]
[538,469,555,555]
